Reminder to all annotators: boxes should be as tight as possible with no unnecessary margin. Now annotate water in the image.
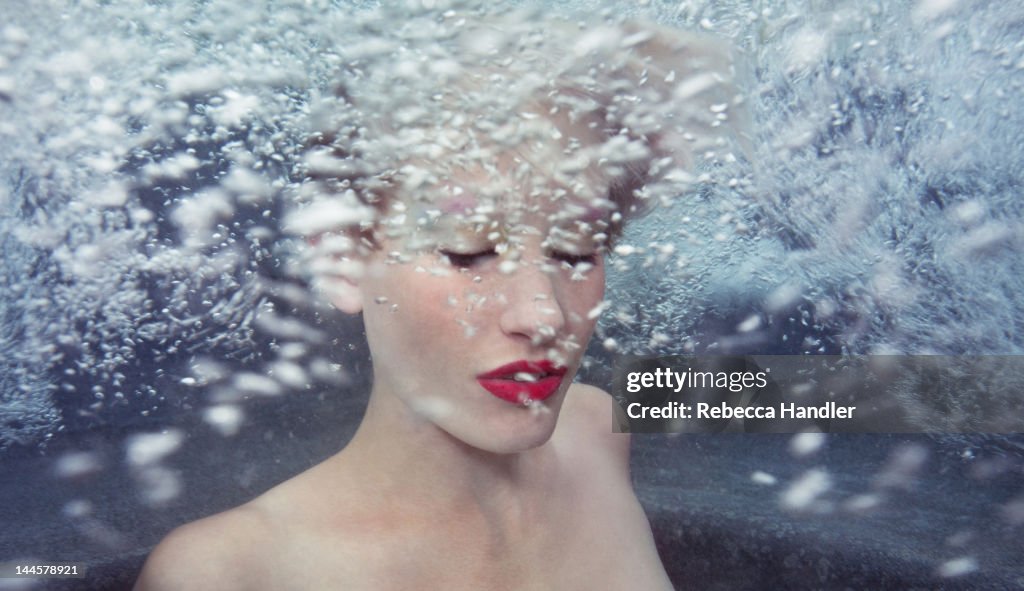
[1,0,1022,588]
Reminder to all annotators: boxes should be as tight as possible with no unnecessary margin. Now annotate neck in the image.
[327,381,557,528]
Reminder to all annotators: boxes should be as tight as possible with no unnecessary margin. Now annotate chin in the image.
[459,411,560,455]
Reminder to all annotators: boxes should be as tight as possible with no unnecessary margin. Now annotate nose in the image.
[498,260,567,346]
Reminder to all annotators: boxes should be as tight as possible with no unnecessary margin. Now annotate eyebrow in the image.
[578,205,610,222]
[550,200,613,225]
[439,196,478,215]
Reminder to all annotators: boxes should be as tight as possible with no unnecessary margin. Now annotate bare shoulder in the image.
[555,383,642,500]
[134,504,273,591]
[557,384,674,589]
[557,383,631,472]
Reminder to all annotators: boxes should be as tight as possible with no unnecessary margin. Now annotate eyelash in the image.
[552,252,598,267]
[440,249,497,268]
[439,249,597,268]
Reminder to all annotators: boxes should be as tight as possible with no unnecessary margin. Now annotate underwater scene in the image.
[1,0,1023,589]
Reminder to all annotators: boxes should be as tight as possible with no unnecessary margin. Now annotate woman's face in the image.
[348,184,609,453]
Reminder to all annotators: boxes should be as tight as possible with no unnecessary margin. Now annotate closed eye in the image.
[551,252,598,267]
[440,249,498,268]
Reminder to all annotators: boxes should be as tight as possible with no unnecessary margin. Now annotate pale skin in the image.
[129,16,744,586]
[136,148,673,591]
[134,385,670,590]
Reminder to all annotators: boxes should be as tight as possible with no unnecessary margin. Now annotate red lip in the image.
[477,360,568,404]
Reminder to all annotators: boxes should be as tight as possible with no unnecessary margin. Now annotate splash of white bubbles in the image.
[2,0,1023,450]
[597,0,1024,432]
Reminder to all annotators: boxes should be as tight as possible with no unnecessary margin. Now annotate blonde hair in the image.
[291,13,747,252]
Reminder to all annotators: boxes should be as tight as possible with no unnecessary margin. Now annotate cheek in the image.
[558,265,607,330]
[372,266,481,340]
[421,278,483,339]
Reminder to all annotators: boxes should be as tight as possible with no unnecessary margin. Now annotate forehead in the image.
[375,168,614,254]
[395,160,614,227]
[390,107,616,210]
[391,102,611,187]
[392,186,612,239]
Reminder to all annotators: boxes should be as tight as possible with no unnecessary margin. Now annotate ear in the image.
[308,233,366,315]
[317,272,364,315]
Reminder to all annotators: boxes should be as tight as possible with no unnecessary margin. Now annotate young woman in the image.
[135,9,740,590]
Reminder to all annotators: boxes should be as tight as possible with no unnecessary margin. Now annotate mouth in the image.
[477,360,569,405]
